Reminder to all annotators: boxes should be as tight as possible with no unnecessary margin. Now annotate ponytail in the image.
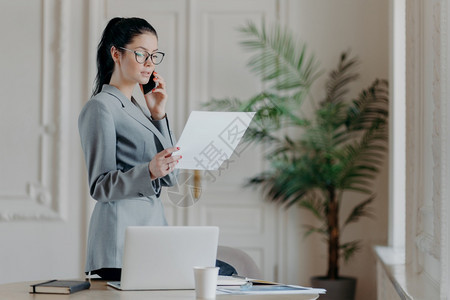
[92,17,158,96]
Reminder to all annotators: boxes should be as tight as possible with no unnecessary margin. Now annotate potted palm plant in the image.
[204,21,388,300]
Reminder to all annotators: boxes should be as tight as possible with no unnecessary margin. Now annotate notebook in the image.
[107,226,219,290]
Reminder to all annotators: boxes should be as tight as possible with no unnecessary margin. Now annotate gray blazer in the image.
[78,84,178,273]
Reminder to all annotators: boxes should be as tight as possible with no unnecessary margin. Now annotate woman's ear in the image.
[110,46,120,63]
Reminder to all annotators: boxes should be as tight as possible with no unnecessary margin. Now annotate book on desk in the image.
[29,280,90,294]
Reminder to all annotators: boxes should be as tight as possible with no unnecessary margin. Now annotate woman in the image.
[78,17,181,280]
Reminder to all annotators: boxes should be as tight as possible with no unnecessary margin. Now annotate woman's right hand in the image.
[148,147,182,180]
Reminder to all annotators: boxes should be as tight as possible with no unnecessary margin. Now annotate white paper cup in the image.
[193,266,219,299]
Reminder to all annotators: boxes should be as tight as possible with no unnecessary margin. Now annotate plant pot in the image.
[310,276,356,300]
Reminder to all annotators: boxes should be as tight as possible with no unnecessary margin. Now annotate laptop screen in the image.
[117,226,219,290]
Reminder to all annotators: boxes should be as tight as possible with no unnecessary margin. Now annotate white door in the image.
[90,0,283,281]
[0,1,84,283]
[183,0,279,281]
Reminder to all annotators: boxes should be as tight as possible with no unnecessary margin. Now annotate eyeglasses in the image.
[119,47,165,65]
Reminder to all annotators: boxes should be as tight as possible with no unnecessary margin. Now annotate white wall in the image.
[0,2,389,299]
[283,1,389,299]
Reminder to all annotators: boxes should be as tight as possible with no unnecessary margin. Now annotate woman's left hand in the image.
[141,71,167,120]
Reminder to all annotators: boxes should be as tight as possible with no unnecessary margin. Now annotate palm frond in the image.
[303,225,327,238]
[323,51,360,106]
[340,240,362,262]
[239,21,320,92]
[243,127,280,144]
[298,193,325,220]
[335,124,388,191]
[202,97,244,111]
[346,79,389,131]
[343,196,375,227]
[264,93,310,127]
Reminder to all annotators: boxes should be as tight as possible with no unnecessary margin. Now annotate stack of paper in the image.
[216,275,326,295]
[217,284,326,295]
[217,275,247,286]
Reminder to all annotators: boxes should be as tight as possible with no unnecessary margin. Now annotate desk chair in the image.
[217,245,262,279]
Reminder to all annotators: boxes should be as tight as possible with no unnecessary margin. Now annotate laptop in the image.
[107,226,219,290]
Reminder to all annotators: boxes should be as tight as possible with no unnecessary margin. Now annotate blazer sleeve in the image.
[150,116,179,187]
[79,99,159,202]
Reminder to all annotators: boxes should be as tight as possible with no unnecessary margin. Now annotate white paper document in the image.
[175,111,255,170]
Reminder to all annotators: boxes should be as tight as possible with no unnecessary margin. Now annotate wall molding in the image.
[439,0,449,296]
[415,232,438,257]
[431,0,442,262]
[0,0,71,222]
[405,0,449,297]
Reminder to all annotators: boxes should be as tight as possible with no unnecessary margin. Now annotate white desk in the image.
[0,280,319,300]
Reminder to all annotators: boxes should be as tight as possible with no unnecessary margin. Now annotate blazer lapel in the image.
[102,85,172,149]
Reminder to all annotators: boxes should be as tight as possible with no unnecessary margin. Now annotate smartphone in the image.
[142,71,158,94]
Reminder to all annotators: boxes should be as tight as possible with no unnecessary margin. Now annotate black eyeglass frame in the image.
[119,47,165,65]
